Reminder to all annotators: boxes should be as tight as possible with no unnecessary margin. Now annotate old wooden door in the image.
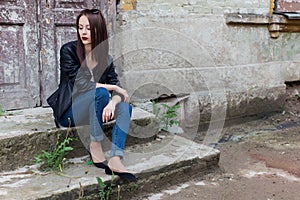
[0,0,115,110]
[0,0,40,110]
[39,0,113,106]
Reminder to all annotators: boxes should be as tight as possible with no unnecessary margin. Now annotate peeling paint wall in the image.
[113,0,299,131]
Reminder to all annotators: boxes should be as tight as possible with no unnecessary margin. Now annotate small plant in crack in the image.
[126,182,140,193]
[0,104,5,116]
[96,174,121,200]
[152,101,181,132]
[0,104,22,116]
[160,103,180,131]
[34,118,76,172]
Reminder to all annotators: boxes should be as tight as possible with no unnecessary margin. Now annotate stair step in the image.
[0,107,159,172]
[0,134,220,200]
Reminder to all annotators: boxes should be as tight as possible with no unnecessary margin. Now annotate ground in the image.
[143,83,300,200]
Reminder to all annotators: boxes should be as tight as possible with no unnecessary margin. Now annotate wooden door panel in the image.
[54,26,77,84]
[0,0,115,109]
[55,0,87,9]
[0,0,39,110]
[40,0,109,105]
[276,0,300,12]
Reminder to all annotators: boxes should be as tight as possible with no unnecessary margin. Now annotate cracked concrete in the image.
[0,135,219,200]
[138,84,300,200]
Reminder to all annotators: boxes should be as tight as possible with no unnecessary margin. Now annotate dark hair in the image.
[76,9,109,68]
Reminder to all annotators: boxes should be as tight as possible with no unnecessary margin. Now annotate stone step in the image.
[0,134,220,200]
[0,107,159,172]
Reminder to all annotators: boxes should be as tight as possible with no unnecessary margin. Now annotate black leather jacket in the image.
[47,41,120,120]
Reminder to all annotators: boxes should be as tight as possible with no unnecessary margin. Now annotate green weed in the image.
[0,104,5,116]
[152,100,161,118]
[152,101,180,132]
[34,133,75,171]
[96,174,121,200]
[126,182,140,192]
[0,104,22,116]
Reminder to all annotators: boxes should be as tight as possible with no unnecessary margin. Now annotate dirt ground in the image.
[144,83,300,200]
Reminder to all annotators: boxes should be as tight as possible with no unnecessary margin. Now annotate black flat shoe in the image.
[105,167,137,181]
[93,160,108,169]
[87,151,108,169]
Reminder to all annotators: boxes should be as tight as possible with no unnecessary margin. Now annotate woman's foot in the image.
[89,141,107,169]
[107,156,128,173]
[106,156,136,181]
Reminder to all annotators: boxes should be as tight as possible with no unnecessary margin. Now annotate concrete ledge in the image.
[0,135,220,200]
[0,107,159,172]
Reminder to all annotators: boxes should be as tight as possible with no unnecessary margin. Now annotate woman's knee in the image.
[95,87,110,102]
[116,102,132,116]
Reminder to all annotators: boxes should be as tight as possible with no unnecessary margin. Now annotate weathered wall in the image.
[112,0,300,132]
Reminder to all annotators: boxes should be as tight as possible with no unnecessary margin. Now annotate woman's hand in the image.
[114,86,129,102]
[102,101,116,122]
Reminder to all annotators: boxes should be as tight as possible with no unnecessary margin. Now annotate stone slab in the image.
[0,107,156,140]
[0,135,220,200]
[0,107,159,172]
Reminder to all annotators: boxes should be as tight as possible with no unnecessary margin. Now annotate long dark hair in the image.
[76,9,109,69]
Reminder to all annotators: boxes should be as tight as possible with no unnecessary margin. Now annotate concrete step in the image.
[0,107,159,172]
[0,134,220,200]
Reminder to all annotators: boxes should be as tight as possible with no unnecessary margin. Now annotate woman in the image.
[47,9,135,181]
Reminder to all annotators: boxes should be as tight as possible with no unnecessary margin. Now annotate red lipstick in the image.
[82,37,88,41]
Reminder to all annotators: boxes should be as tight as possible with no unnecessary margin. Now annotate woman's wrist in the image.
[111,94,122,105]
[109,99,117,107]
[112,85,118,91]
[96,83,117,91]
[96,83,103,88]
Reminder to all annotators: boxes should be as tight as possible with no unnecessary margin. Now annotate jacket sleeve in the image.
[60,43,80,80]
[60,43,96,95]
[105,58,125,99]
[105,59,121,87]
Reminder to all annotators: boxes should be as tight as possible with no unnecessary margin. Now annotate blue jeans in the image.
[58,87,132,158]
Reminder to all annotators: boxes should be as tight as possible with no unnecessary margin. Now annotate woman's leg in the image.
[110,102,132,158]
[108,102,132,172]
[89,88,110,162]
[58,88,110,162]
[68,87,109,141]
[88,87,110,141]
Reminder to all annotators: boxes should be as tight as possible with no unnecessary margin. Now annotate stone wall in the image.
[112,0,300,133]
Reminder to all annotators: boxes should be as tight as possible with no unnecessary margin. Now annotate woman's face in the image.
[78,15,91,45]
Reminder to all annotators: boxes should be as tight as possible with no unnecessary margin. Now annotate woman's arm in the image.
[97,57,128,102]
[96,83,128,102]
[101,58,129,122]
[102,94,123,122]
[95,83,116,91]
[60,42,80,80]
